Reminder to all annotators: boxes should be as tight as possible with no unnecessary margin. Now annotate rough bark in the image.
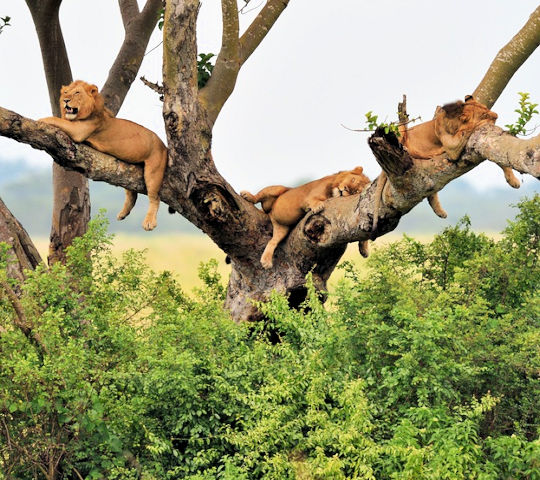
[0,197,43,285]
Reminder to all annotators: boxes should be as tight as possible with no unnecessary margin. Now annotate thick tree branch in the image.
[474,6,540,108]
[288,124,540,254]
[198,0,240,125]
[239,0,290,65]
[102,0,163,114]
[119,0,140,30]
[468,126,540,179]
[199,0,290,126]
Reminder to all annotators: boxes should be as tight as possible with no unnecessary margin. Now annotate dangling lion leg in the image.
[427,193,447,218]
[358,240,369,258]
[501,166,520,189]
[260,218,290,269]
[141,151,167,231]
[117,190,137,221]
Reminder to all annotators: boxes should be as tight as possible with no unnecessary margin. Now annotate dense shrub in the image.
[0,196,538,479]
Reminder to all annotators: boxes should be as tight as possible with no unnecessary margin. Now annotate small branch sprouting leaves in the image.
[341,112,421,136]
[0,15,11,34]
[505,92,539,136]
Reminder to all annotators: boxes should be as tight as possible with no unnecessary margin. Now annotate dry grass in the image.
[33,232,426,293]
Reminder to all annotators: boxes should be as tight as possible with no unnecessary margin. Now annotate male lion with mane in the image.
[241,166,371,269]
[40,80,168,231]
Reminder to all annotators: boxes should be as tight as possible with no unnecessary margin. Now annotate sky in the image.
[0,0,539,194]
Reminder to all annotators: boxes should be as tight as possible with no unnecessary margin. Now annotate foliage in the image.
[364,110,401,136]
[0,197,539,479]
[505,92,539,136]
[0,15,10,35]
[197,53,215,89]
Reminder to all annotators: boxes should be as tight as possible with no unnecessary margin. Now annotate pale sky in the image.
[1,0,539,193]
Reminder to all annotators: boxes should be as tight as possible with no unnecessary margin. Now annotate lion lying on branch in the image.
[372,95,517,231]
[242,166,371,269]
[39,80,168,231]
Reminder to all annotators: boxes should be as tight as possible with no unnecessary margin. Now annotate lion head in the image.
[332,166,371,197]
[439,96,497,135]
[59,80,106,121]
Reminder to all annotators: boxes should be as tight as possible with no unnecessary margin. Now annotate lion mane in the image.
[40,80,168,231]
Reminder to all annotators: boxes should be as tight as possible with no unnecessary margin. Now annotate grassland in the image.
[33,232,435,293]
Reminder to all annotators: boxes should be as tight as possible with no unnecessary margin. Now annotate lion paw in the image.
[436,209,448,219]
[310,202,325,214]
[142,217,157,231]
[240,191,256,203]
[260,254,273,269]
[505,173,521,189]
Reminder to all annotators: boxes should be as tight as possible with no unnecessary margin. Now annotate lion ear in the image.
[464,95,474,102]
[351,166,363,175]
[87,84,99,97]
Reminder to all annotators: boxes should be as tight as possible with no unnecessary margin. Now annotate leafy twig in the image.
[505,92,539,136]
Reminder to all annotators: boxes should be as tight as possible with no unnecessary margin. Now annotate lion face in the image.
[440,97,497,134]
[333,166,371,196]
[59,81,101,121]
[460,97,498,127]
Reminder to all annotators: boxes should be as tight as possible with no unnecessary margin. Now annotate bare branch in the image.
[198,0,291,126]
[239,0,290,65]
[102,0,163,114]
[140,75,164,98]
[119,0,140,29]
[198,0,240,125]
[474,5,540,108]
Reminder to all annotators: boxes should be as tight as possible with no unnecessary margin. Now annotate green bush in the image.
[0,197,538,479]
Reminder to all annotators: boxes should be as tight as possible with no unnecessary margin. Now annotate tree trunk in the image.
[26,0,90,265]
[0,197,43,285]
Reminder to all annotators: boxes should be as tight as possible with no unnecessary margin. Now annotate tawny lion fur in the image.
[241,166,371,269]
[372,96,518,232]
[39,80,168,231]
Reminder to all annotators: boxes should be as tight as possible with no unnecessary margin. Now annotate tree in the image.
[0,2,539,321]
[25,0,162,264]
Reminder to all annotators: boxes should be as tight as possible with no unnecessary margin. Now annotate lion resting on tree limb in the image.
[372,96,520,231]
[241,166,371,269]
[39,80,168,231]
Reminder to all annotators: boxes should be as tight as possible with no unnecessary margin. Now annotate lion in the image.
[39,80,168,231]
[241,166,371,269]
[372,95,519,232]
[398,95,498,160]
[399,95,519,187]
